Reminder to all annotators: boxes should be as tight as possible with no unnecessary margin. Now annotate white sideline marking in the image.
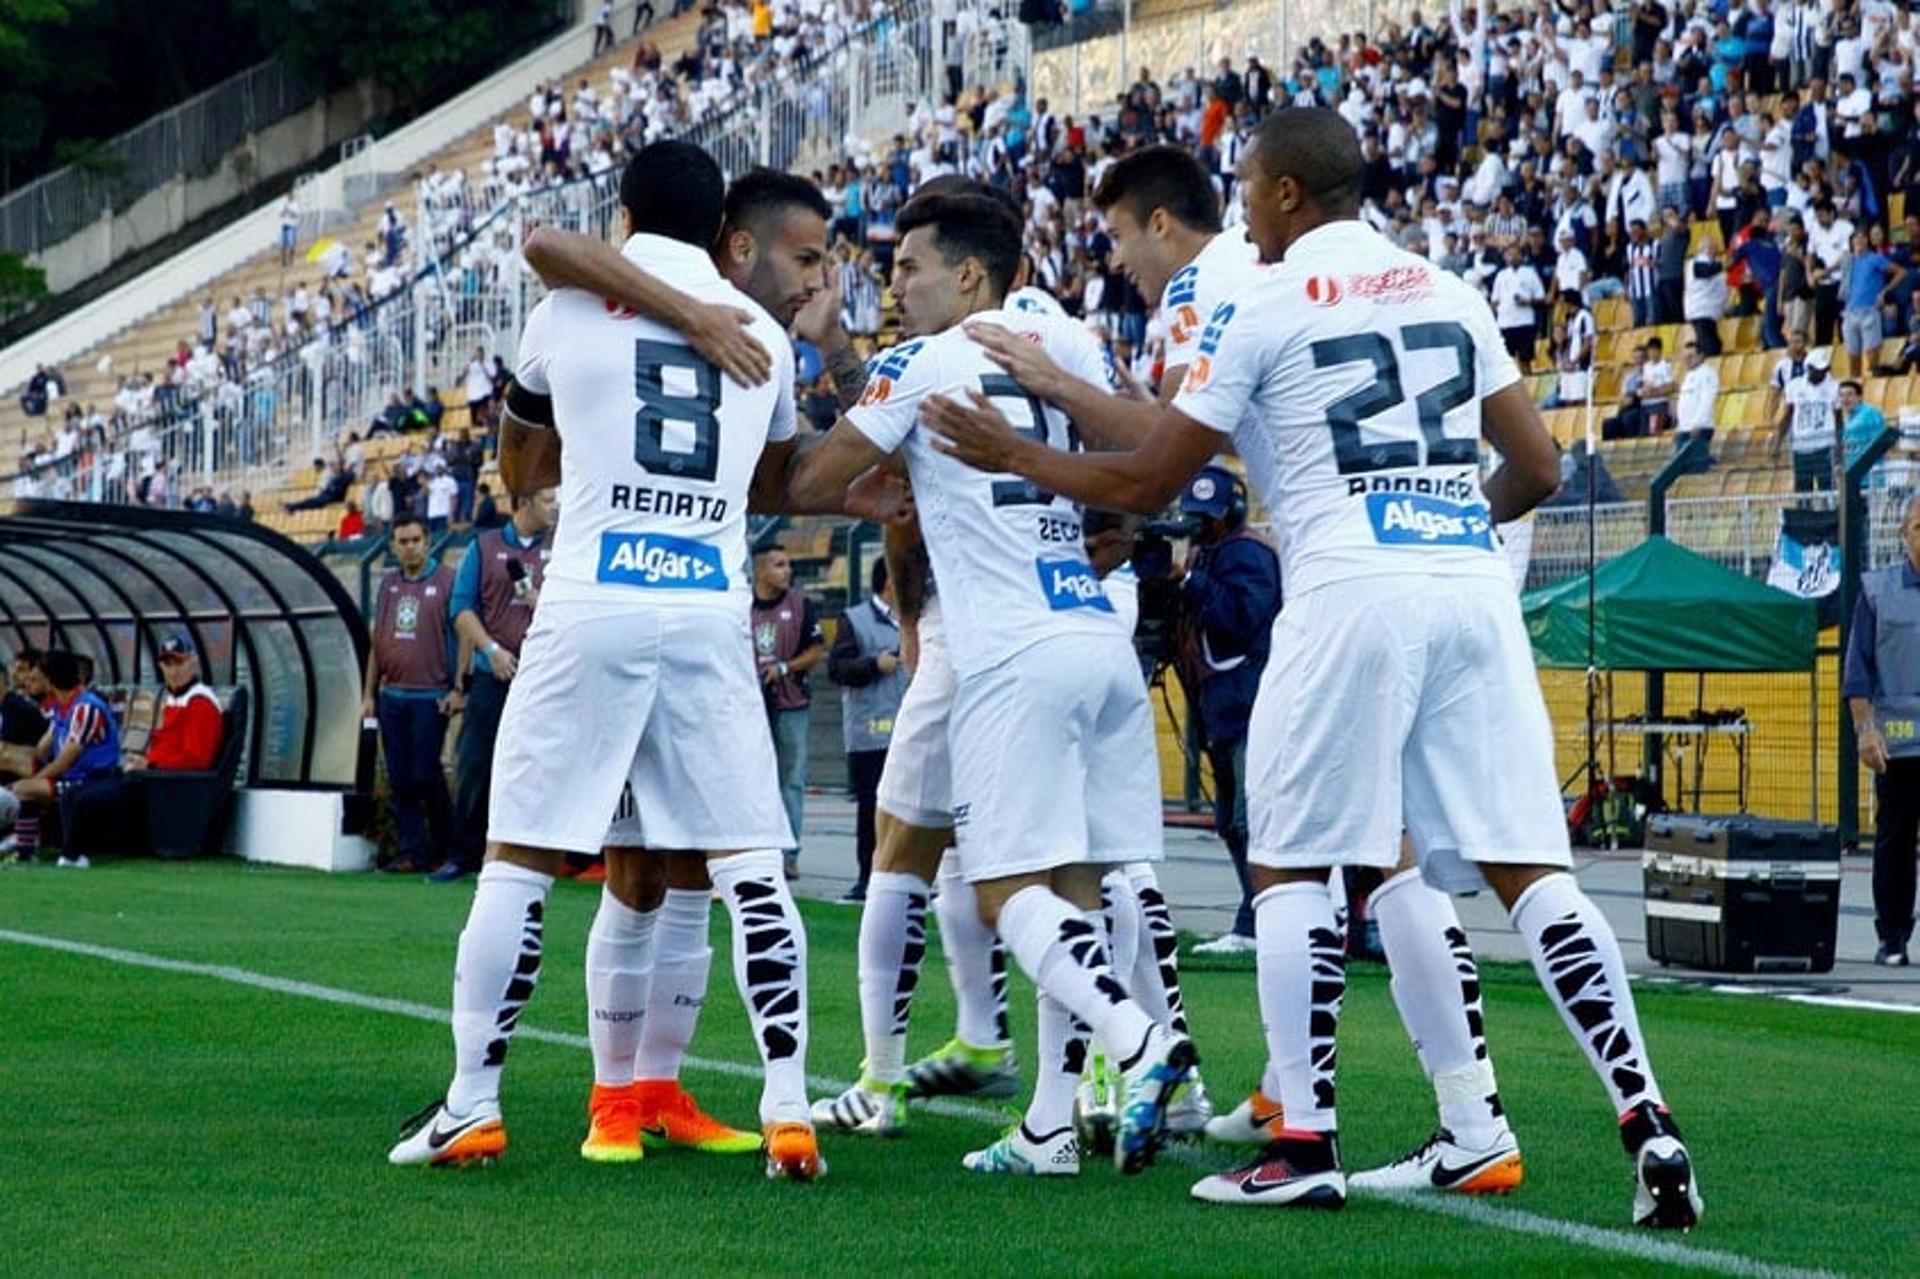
[0,927,1842,1279]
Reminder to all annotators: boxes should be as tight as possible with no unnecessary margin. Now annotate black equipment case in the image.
[1642,815,1842,974]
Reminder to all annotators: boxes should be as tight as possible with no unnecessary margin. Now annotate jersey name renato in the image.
[846,305,1116,678]
[1171,219,1517,598]
[514,233,796,612]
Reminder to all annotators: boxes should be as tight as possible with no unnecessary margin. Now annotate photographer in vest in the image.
[1844,496,1920,967]
[440,487,556,882]
[827,558,907,903]
[752,544,826,880]
[362,514,461,875]
[1175,466,1282,956]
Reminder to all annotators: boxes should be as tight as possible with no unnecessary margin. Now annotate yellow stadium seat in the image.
[1595,296,1628,331]
[1894,193,1908,232]
[1717,391,1747,428]
[1742,390,1776,428]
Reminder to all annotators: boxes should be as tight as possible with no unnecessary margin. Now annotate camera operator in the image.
[1175,466,1281,956]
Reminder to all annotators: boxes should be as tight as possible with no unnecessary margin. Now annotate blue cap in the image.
[158,635,192,660]
[1179,467,1237,519]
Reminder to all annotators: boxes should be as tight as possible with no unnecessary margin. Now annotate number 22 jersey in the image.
[846,307,1116,679]
[1171,219,1520,598]
[513,233,797,613]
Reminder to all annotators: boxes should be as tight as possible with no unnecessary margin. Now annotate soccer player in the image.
[972,144,1533,1190]
[775,190,1196,1178]
[516,168,850,1164]
[922,109,1701,1229]
[389,142,825,1181]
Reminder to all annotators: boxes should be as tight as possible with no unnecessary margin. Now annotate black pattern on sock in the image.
[1307,924,1346,1115]
[987,942,1011,1044]
[1138,886,1190,1037]
[732,874,804,1061]
[485,898,543,1067]
[1445,923,1505,1120]
[1538,913,1650,1106]
[891,889,929,1036]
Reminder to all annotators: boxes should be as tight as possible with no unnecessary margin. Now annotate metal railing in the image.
[0,59,317,260]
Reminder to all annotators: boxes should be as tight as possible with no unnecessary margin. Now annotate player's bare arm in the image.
[749,434,912,522]
[1478,382,1564,523]
[790,286,870,409]
[773,418,894,514]
[521,226,772,387]
[883,517,930,623]
[498,382,560,496]
[924,390,1221,515]
[964,322,1161,449]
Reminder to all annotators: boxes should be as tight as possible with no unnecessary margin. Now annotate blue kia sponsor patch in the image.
[1365,493,1495,549]
[1035,558,1115,612]
[597,531,728,590]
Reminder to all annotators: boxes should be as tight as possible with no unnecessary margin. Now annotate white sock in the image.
[709,849,810,1124]
[585,887,657,1087]
[1023,991,1087,1139]
[997,885,1155,1070]
[1511,872,1663,1116]
[934,861,1011,1048]
[1126,865,1187,1034]
[1253,880,1344,1134]
[1371,869,1507,1148]
[634,888,712,1082]
[857,870,930,1083]
[1100,870,1143,1007]
[448,861,553,1116]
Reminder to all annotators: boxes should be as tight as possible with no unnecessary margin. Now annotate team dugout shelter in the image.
[0,501,372,867]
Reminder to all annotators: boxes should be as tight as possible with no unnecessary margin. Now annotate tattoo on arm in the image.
[825,342,869,410]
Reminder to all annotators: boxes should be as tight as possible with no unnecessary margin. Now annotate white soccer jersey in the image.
[1007,285,1069,319]
[515,234,796,612]
[1160,227,1262,373]
[1172,219,1516,599]
[1104,563,1141,635]
[846,306,1116,678]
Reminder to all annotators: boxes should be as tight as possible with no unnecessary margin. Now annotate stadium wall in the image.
[29,82,394,297]
[0,1,655,399]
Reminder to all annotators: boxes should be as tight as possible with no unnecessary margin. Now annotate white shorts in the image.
[875,595,955,829]
[1246,574,1571,893]
[949,630,1164,883]
[489,600,792,855]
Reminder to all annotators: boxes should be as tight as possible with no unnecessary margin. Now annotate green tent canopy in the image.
[1522,535,1817,672]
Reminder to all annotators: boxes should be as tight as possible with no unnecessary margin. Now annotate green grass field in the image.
[2,860,1914,1276]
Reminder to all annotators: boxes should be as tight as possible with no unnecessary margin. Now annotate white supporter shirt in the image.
[1170,220,1513,598]
[845,307,1117,678]
[1491,264,1545,328]
[1783,374,1839,453]
[1675,363,1719,434]
[514,234,796,613]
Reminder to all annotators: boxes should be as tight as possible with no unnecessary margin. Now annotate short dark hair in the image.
[1840,378,1864,394]
[390,513,429,539]
[1250,107,1364,216]
[869,557,889,596]
[1091,145,1222,234]
[620,141,725,248]
[724,168,831,240]
[38,649,82,691]
[11,646,42,668]
[894,192,1023,298]
[912,175,1025,226]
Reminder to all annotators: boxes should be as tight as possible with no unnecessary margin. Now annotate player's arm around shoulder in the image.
[756,335,926,516]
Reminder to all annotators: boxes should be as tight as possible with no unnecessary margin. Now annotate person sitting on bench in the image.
[125,638,222,774]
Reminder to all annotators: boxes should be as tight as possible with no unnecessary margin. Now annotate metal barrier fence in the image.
[0,59,317,260]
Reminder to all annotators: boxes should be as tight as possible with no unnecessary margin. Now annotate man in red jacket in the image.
[127,637,223,773]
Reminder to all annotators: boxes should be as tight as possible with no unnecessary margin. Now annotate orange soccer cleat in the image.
[580,1082,645,1164]
[762,1121,827,1182]
[633,1080,762,1154]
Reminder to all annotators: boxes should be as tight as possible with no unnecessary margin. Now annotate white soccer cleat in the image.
[810,1078,907,1137]
[388,1098,506,1167]
[1165,1072,1216,1136]
[1348,1128,1524,1195]
[962,1123,1080,1176]
[1191,931,1256,957]
[55,854,90,869]
[1204,1087,1285,1145]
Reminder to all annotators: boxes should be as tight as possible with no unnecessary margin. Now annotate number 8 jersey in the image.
[1171,220,1521,599]
[513,233,797,613]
